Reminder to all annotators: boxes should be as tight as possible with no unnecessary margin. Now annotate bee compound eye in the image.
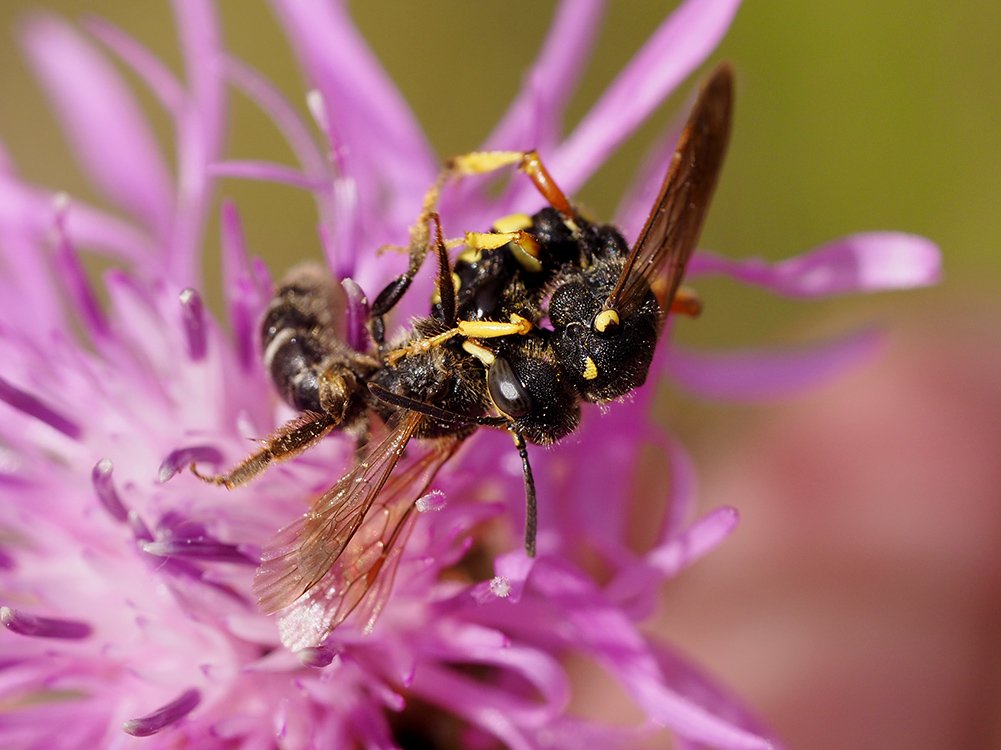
[487,356,533,418]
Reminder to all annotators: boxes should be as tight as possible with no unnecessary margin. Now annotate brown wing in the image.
[605,63,733,320]
[253,411,455,647]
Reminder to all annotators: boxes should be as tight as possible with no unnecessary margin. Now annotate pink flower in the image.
[0,1,938,748]
[661,311,1001,749]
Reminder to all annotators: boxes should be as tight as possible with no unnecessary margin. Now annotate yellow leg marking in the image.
[465,231,519,251]
[462,341,496,366]
[448,151,524,175]
[464,230,542,273]
[456,314,532,339]
[445,150,575,223]
[385,329,460,365]
[492,213,532,233]
[386,314,531,365]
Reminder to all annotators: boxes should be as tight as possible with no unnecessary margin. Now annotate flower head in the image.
[0,1,939,748]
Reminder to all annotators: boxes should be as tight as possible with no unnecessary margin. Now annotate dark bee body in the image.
[261,265,378,429]
[446,207,631,325]
[190,64,734,645]
[368,317,486,440]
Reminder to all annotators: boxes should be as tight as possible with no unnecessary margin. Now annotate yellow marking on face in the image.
[583,357,599,381]
[458,246,483,264]
[492,213,532,234]
[593,309,620,333]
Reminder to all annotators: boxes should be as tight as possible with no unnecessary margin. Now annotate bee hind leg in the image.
[190,410,337,489]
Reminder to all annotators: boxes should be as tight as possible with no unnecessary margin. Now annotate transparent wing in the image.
[253,411,455,647]
[605,63,733,320]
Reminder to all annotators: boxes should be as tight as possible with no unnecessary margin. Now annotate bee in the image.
[190,63,733,646]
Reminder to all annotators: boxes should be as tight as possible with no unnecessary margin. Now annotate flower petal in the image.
[271,0,435,243]
[0,173,151,262]
[483,0,605,153]
[210,160,330,192]
[222,57,329,180]
[691,232,942,296]
[514,0,741,204]
[528,560,772,749]
[653,643,780,750]
[84,16,185,117]
[21,13,173,236]
[168,0,224,285]
[665,329,885,402]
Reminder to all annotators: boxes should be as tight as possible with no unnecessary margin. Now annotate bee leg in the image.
[511,430,538,557]
[670,286,703,317]
[429,213,457,328]
[448,150,576,222]
[190,410,336,488]
[383,315,533,366]
[370,168,455,346]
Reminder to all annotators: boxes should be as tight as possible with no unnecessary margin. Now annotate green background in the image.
[1,1,995,343]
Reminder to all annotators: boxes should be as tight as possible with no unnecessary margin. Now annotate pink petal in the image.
[615,119,685,240]
[514,0,741,204]
[425,623,570,715]
[664,329,884,402]
[483,0,605,153]
[209,160,329,192]
[20,13,173,236]
[219,201,271,373]
[222,57,327,179]
[84,17,185,117]
[171,0,224,161]
[168,0,224,285]
[52,210,110,341]
[410,664,541,750]
[0,176,150,262]
[529,560,772,749]
[691,232,942,296]
[653,643,781,750]
[271,0,435,242]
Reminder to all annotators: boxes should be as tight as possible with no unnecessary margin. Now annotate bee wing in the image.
[253,411,454,644]
[605,63,733,320]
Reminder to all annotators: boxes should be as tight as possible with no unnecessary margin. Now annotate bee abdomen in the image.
[259,265,376,420]
[264,327,326,413]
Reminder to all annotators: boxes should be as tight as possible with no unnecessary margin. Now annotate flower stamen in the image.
[0,606,92,639]
[122,688,201,737]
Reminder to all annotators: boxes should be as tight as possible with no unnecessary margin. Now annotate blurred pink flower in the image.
[660,309,1001,749]
[0,1,939,748]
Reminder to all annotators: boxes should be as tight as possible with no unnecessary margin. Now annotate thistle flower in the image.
[0,1,939,749]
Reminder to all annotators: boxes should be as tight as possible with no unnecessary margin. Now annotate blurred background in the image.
[1,2,998,748]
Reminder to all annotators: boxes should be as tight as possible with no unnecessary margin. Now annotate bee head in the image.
[547,272,659,403]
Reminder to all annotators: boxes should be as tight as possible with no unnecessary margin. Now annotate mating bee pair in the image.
[189,63,733,642]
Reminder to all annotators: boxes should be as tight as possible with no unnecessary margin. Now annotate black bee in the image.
[190,63,733,642]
